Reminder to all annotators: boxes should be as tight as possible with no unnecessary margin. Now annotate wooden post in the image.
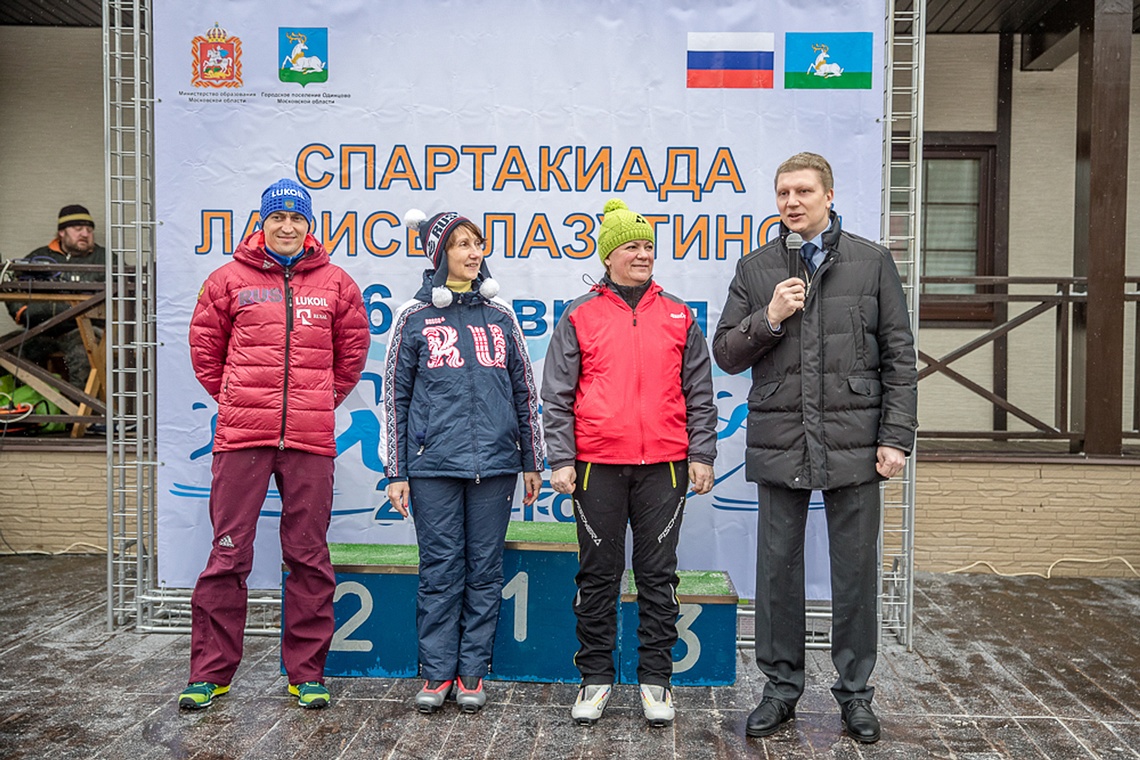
[1072,0,1131,456]
[993,34,1013,432]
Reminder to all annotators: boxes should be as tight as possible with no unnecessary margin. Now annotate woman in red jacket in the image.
[179,179,370,711]
[541,199,718,728]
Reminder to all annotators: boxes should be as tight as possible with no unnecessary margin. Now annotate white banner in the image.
[154,0,884,596]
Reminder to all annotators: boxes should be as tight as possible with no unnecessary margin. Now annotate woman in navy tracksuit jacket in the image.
[383,211,543,714]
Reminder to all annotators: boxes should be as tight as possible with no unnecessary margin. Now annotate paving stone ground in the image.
[1,555,1137,759]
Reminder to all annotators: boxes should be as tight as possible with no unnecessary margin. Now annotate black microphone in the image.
[786,233,803,280]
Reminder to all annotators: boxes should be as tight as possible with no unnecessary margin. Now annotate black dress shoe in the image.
[745,697,795,737]
[840,699,881,743]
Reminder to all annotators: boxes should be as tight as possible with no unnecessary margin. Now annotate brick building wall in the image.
[0,449,106,553]
[1,451,1136,579]
[916,460,1140,578]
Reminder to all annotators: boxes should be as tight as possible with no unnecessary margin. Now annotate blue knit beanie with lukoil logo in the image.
[260,178,313,230]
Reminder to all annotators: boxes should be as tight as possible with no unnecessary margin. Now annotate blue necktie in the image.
[801,242,819,276]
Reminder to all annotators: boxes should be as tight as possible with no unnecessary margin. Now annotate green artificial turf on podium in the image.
[329,522,577,566]
[329,542,419,566]
[504,521,577,544]
[626,569,734,597]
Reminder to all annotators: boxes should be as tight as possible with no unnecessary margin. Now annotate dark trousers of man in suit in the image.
[754,481,880,706]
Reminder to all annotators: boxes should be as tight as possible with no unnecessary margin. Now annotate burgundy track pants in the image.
[189,447,336,686]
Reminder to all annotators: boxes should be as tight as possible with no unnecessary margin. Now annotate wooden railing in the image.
[917,275,1140,452]
[0,262,109,437]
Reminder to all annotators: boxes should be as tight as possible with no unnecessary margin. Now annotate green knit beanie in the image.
[597,198,654,261]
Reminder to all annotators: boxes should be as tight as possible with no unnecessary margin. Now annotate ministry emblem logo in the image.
[279,27,329,87]
[191,22,242,88]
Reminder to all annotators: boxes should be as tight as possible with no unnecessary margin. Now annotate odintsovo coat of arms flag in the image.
[784,32,873,90]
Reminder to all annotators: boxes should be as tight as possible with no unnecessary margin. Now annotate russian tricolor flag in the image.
[687,32,775,89]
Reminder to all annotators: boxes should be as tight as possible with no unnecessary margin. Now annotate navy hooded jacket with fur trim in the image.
[382,270,544,481]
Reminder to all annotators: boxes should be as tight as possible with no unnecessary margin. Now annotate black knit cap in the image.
[58,204,95,230]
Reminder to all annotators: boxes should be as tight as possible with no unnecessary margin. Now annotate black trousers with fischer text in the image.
[572,460,688,687]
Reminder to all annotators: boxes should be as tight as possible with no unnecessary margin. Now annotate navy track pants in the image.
[409,474,516,680]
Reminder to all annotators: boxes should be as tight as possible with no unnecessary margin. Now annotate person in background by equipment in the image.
[5,204,106,388]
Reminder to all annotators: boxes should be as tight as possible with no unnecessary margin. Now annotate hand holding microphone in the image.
[767,232,807,328]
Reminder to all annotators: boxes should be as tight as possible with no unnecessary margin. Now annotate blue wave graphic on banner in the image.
[169,482,368,518]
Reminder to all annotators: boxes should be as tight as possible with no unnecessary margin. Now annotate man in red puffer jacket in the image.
[179,178,370,712]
